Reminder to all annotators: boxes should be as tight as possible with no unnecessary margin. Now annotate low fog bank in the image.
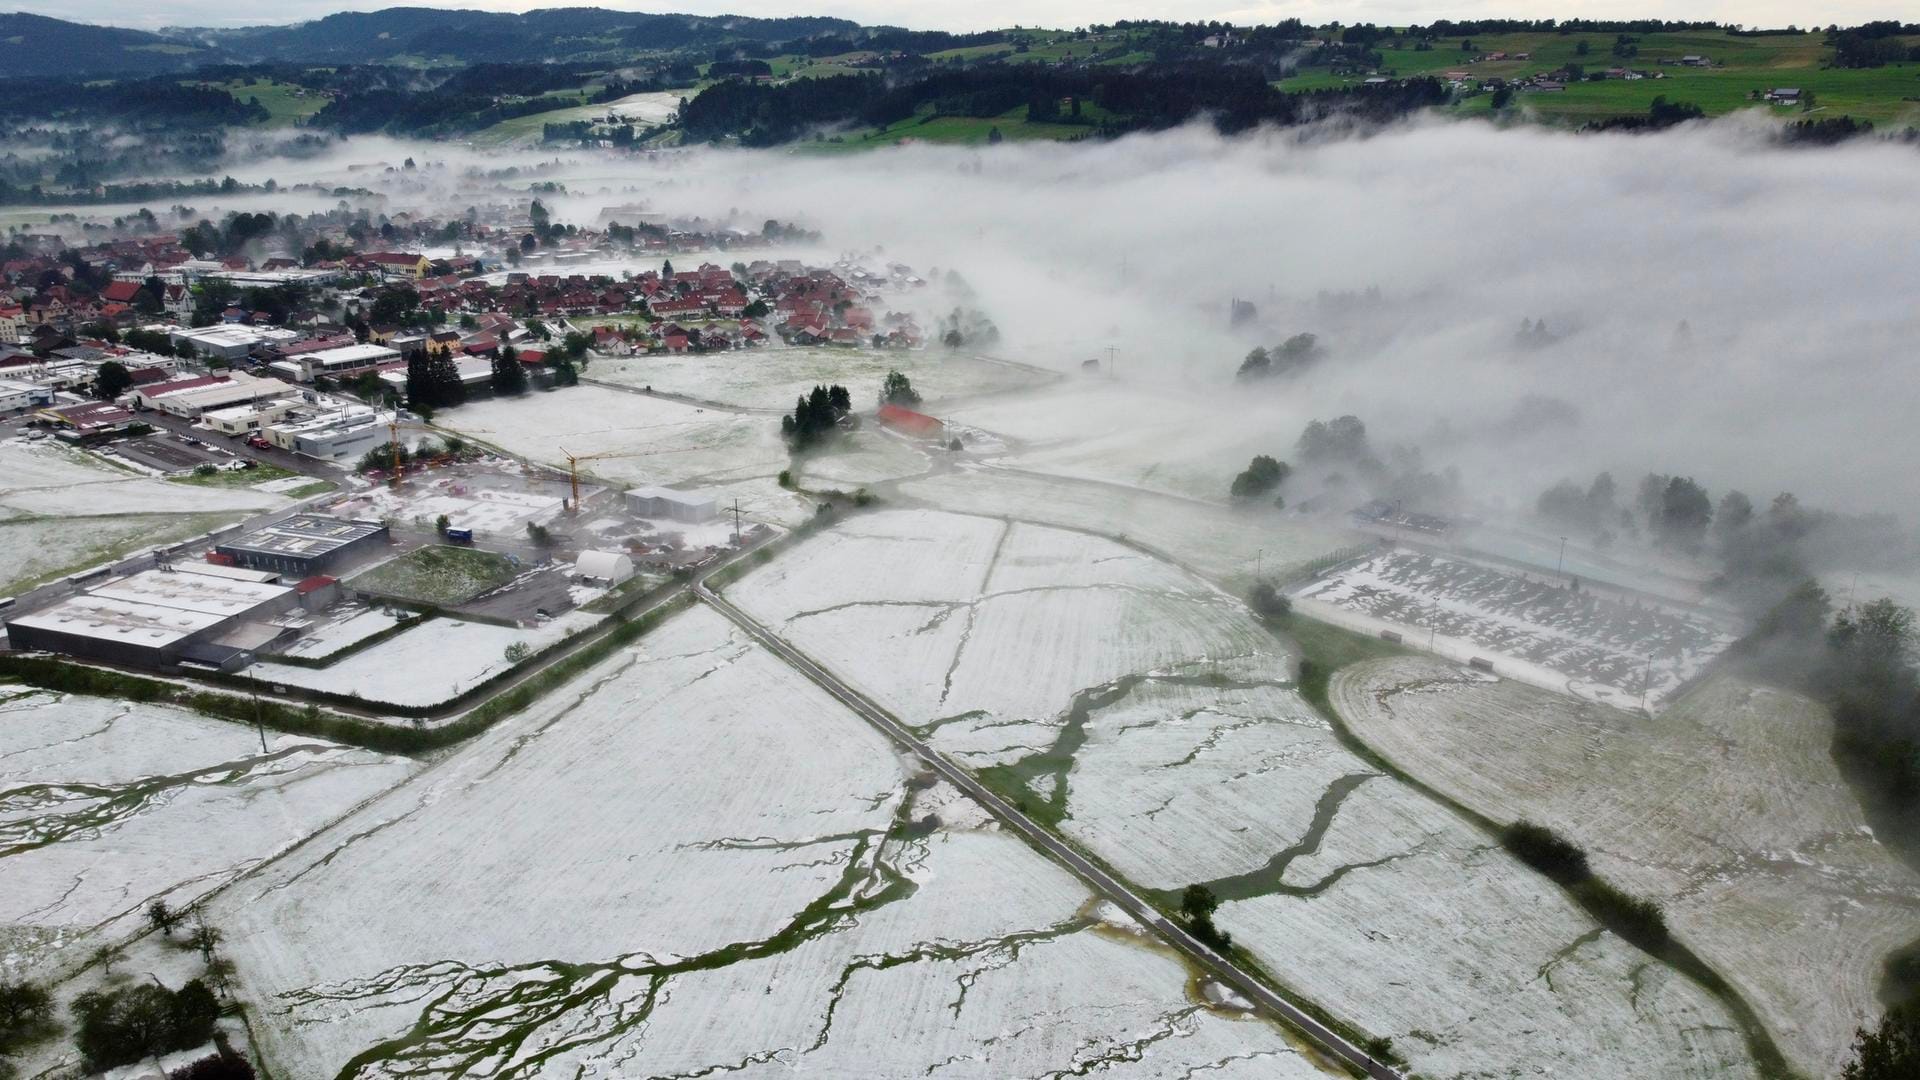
[211,119,1920,541]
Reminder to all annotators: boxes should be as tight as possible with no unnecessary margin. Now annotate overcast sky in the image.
[39,0,1907,32]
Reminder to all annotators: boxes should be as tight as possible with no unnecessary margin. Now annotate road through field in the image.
[694,580,1404,1080]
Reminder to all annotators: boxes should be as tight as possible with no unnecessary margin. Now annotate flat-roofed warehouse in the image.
[4,569,298,671]
[215,514,389,577]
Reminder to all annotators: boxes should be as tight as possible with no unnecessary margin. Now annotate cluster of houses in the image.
[0,207,940,469]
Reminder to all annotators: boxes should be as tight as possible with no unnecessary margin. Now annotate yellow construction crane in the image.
[559,445,655,513]
[385,421,489,485]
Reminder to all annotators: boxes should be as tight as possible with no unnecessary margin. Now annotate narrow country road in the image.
[694,582,1404,1080]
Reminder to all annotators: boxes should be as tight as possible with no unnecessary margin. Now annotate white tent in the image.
[574,550,634,585]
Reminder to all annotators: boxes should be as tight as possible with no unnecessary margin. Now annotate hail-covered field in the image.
[894,463,1360,586]
[1295,549,1737,707]
[0,688,416,981]
[216,605,1333,1080]
[1331,655,1920,1077]
[590,346,1054,411]
[440,386,814,526]
[0,438,290,594]
[938,380,1310,505]
[248,611,599,712]
[725,509,1757,1078]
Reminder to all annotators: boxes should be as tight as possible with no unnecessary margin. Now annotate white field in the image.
[0,438,288,518]
[216,605,1334,1080]
[1296,549,1737,707]
[0,439,292,594]
[895,462,1361,585]
[792,427,934,489]
[249,612,599,712]
[0,688,416,981]
[1331,656,1920,1077]
[726,509,1757,1077]
[590,346,1054,411]
[440,385,816,527]
[940,379,1308,505]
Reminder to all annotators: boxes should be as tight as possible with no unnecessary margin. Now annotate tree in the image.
[782,384,851,450]
[1844,1001,1920,1079]
[96,360,133,400]
[525,521,553,548]
[146,899,182,937]
[880,370,921,406]
[986,125,1004,144]
[1270,332,1323,375]
[1654,476,1713,548]
[504,641,531,663]
[1248,581,1291,619]
[1714,490,1754,544]
[1236,346,1270,380]
[0,979,54,1038]
[89,941,125,975]
[73,983,173,1071]
[492,345,527,396]
[1179,884,1230,949]
[1297,415,1371,464]
[1491,85,1514,109]
[1229,455,1290,499]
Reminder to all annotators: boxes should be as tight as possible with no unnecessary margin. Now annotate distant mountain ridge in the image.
[0,8,866,77]
[0,12,223,77]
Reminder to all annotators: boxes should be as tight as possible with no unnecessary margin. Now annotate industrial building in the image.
[4,567,299,671]
[133,372,293,419]
[266,342,400,384]
[625,486,718,523]
[167,325,301,362]
[267,412,386,462]
[214,515,390,577]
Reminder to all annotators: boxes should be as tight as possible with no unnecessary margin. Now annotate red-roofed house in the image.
[877,403,944,438]
[100,280,143,305]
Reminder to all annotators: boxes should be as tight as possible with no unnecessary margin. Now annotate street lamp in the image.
[1556,536,1567,579]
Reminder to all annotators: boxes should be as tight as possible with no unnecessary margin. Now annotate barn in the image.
[877,403,945,438]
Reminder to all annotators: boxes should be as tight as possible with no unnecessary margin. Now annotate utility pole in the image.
[1639,654,1654,713]
[729,498,742,546]
[1254,548,1264,582]
[1105,346,1116,380]
[1556,536,1567,579]
[248,671,267,755]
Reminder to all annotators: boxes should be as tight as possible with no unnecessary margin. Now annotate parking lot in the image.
[104,432,239,474]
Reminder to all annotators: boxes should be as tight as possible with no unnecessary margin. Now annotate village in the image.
[0,197,988,716]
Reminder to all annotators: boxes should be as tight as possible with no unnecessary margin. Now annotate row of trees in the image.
[781,384,852,450]
[1235,333,1324,381]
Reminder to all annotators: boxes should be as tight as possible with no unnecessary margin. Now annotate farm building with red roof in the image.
[877,403,944,438]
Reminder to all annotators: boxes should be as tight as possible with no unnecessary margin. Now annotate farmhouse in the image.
[215,514,390,577]
[1767,87,1802,103]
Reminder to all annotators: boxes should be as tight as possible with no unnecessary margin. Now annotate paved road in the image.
[695,582,1404,1080]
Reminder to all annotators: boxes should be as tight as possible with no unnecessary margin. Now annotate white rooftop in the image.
[308,343,400,368]
[89,568,293,619]
[7,594,225,648]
